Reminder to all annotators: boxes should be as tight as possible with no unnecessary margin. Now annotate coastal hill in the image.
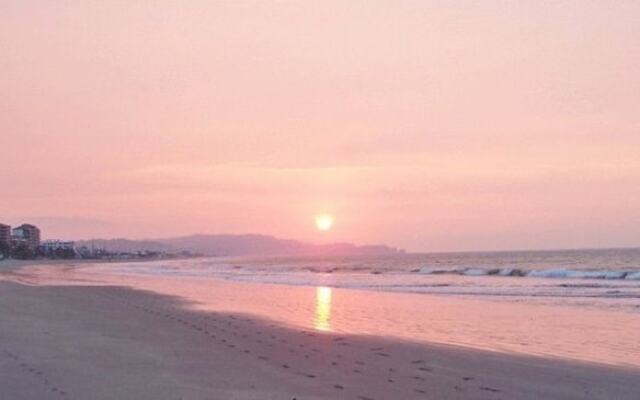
[76,234,403,257]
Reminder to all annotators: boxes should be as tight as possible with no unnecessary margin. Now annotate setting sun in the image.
[315,214,334,231]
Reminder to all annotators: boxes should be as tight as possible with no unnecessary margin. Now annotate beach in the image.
[1,261,639,399]
[4,0,640,398]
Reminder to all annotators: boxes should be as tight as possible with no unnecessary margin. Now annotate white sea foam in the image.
[526,268,569,278]
[462,268,491,276]
[626,271,640,280]
[413,266,637,280]
[418,267,434,274]
[565,270,628,279]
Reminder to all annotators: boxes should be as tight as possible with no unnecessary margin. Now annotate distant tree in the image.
[0,241,9,258]
[52,247,76,259]
[35,246,46,258]
[12,243,35,260]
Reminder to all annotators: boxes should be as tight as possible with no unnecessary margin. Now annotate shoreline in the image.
[7,260,640,368]
[1,261,639,399]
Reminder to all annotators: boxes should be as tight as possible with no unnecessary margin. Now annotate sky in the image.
[1,1,639,252]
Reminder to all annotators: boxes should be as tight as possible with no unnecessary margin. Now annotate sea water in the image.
[98,247,640,313]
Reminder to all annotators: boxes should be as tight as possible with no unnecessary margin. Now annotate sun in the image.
[315,214,334,231]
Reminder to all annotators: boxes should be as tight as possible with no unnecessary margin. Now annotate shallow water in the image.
[88,249,640,313]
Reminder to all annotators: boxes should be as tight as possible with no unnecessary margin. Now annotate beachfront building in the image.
[41,240,75,252]
[0,223,11,257]
[12,224,41,249]
[41,240,76,258]
[0,223,11,245]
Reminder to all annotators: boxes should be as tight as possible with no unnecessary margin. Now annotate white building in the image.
[41,240,75,252]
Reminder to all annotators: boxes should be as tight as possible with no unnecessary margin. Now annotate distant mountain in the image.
[77,234,403,257]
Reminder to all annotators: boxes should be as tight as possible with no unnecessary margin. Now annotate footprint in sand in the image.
[5,349,68,397]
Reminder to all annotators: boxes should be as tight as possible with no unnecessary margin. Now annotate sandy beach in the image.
[1,261,639,399]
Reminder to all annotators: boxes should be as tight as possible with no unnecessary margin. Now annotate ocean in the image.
[99,247,640,313]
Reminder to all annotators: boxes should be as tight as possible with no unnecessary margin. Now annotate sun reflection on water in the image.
[314,286,332,331]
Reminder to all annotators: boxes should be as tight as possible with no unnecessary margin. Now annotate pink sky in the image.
[1,1,639,251]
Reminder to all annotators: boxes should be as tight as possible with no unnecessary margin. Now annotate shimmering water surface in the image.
[91,248,640,312]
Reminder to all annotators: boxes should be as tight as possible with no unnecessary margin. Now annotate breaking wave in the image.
[416,266,640,280]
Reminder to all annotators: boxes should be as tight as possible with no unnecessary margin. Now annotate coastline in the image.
[22,258,640,368]
[1,261,639,399]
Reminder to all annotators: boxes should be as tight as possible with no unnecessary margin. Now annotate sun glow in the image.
[315,214,334,231]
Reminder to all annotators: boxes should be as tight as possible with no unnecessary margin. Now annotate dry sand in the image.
[1,263,639,399]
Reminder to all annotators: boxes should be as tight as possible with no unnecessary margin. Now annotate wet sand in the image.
[1,265,639,399]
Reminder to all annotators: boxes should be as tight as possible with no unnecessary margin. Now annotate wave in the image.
[416,266,640,280]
